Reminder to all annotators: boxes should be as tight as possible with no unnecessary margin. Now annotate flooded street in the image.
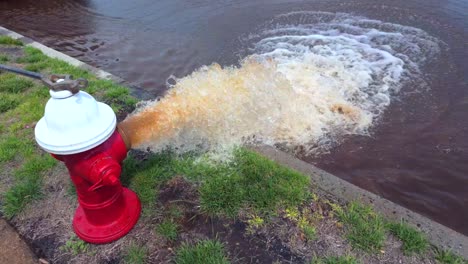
[1,0,467,235]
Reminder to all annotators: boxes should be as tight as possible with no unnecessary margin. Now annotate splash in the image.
[119,12,441,157]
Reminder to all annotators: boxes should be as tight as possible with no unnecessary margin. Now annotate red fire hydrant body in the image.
[53,130,141,244]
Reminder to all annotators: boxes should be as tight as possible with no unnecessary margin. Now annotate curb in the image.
[1,26,467,259]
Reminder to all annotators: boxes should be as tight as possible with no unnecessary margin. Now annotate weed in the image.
[247,215,265,228]
[246,214,265,233]
[387,221,428,255]
[434,248,467,264]
[124,243,147,264]
[60,236,89,255]
[156,220,178,241]
[302,225,317,241]
[174,240,230,264]
[0,36,23,46]
[285,207,300,222]
[335,202,386,252]
[311,255,360,264]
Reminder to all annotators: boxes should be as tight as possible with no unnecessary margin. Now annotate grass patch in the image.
[124,243,147,264]
[0,73,34,93]
[199,149,310,217]
[0,36,23,46]
[60,236,89,255]
[0,54,8,62]
[302,225,317,241]
[387,221,428,255]
[175,240,230,264]
[16,46,48,63]
[0,136,34,163]
[2,177,43,218]
[0,93,20,113]
[334,202,386,252]
[123,151,176,216]
[156,220,178,241]
[311,255,360,264]
[122,148,310,218]
[2,155,56,218]
[434,248,467,264]
[14,155,56,179]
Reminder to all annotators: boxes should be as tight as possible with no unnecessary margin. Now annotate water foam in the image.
[120,12,441,158]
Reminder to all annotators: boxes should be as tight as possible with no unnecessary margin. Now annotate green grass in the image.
[387,221,428,255]
[334,202,386,252]
[156,220,178,241]
[122,151,176,216]
[121,148,310,219]
[0,73,34,93]
[14,155,56,179]
[2,178,43,218]
[0,93,20,113]
[434,248,467,264]
[302,225,317,241]
[2,155,56,218]
[0,36,23,46]
[124,243,147,264]
[311,256,360,264]
[0,54,8,62]
[60,236,89,255]
[174,240,230,264]
[0,136,32,162]
[199,149,310,217]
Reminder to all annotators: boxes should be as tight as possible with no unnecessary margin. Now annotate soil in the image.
[5,166,440,264]
[0,218,38,264]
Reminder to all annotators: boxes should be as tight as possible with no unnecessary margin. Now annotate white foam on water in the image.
[122,12,441,159]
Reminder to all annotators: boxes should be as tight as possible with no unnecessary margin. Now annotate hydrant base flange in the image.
[73,188,141,244]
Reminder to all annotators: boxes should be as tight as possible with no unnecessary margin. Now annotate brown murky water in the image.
[1,0,467,235]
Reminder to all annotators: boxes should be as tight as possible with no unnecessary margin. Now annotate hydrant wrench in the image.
[0,63,87,93]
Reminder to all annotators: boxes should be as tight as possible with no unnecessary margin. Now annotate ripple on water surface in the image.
[121,12,442,159]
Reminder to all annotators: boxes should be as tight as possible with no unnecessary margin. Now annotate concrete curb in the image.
[1,26,467,259]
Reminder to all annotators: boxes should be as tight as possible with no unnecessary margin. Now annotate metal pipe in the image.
[0,64,43,80]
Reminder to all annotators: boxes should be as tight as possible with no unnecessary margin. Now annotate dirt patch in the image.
[0,218,38,264]
[0,46,23,61]
[157,176,285,263]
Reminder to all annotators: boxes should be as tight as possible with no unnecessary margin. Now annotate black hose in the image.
[0,64,43,80]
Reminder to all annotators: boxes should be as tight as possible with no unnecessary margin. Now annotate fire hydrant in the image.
[34,75,141,244]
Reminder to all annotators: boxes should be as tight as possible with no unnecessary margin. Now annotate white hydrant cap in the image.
[35,90,116,155]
